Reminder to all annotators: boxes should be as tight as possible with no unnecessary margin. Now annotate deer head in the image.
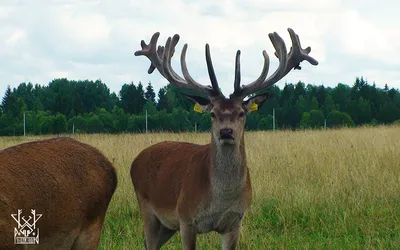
[134,28,318,146]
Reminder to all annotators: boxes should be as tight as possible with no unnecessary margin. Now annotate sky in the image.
[1,0,399,98]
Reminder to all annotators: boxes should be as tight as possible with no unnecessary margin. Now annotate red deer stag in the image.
[0,137,117,250]
[131,28,318,249]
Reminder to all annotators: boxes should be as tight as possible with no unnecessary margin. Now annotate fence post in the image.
[23,112,26,136]
[273,108,275,131]
[145,110,148,133]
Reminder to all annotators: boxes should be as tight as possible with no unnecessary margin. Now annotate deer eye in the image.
[210,112,216,118]
[239,111,245,118]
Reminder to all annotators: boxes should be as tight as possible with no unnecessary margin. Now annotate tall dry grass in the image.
[1,125,399,249]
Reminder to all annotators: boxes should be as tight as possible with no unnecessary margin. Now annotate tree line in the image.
[0,77,399,136]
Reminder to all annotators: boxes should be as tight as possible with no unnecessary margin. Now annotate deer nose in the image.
[220,128,233,138]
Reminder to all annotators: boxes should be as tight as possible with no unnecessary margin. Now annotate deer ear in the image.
[243,93,271,112]
[182,94,211,113]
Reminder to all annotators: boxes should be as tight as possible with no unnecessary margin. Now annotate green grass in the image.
[98,198,400,249]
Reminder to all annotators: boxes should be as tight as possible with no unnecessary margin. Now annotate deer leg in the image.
[157,225,177,248]
[71,217,105,250]
[143,224,176,250]
[136,195,163,250]
[141,208,177,249]
[142,211,161,250]
[180,223,197,250]
[221,223,242,250]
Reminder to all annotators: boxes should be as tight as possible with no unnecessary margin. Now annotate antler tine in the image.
[134,32,182,82]
[180,43,220,96]
[134,32,164,76]
[236,28,318,98]
[146,45,164,74]
[237,32,288,98]
[283,28,318,74]
[135,32,219,97]
[233,50,242,96]
[162,35,189,84]
[147,43,177,75]
[161,36,199,93]
[231,49,270,98]
[205,44,222,97]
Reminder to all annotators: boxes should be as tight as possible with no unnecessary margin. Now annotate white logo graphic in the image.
[11,209,42,245]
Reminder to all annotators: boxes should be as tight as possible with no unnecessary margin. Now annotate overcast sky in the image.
[1,0,399,98]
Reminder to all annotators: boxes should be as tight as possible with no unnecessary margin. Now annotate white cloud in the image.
[5,28,25,45]
[333,10,400,66]
[56,8,111,48]
[0,0,399,99]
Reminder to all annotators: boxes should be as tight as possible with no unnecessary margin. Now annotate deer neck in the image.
[209,135,247,195]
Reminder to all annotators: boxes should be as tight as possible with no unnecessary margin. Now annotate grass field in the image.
[1,126,400,249]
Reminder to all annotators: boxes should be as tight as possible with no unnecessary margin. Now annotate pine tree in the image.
[2,85,12,107]
[1,85,17,117]
[145,82,156,103]
[157,87,169,111]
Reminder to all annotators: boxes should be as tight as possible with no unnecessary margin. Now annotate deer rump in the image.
[0,137,117,250]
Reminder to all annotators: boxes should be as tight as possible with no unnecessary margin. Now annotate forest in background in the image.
[0,76,399,136]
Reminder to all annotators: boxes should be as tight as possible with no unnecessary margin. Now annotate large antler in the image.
[135,32,223,98]
[232,28,318,98]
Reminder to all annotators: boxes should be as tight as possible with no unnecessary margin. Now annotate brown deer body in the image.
[0,137,117,250]
[131,28,318,249]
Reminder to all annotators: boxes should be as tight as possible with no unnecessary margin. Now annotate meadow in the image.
[1,125,400,249]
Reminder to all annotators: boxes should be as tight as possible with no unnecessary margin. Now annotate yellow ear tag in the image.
[249,103,258,112]
[194,103,205,113]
